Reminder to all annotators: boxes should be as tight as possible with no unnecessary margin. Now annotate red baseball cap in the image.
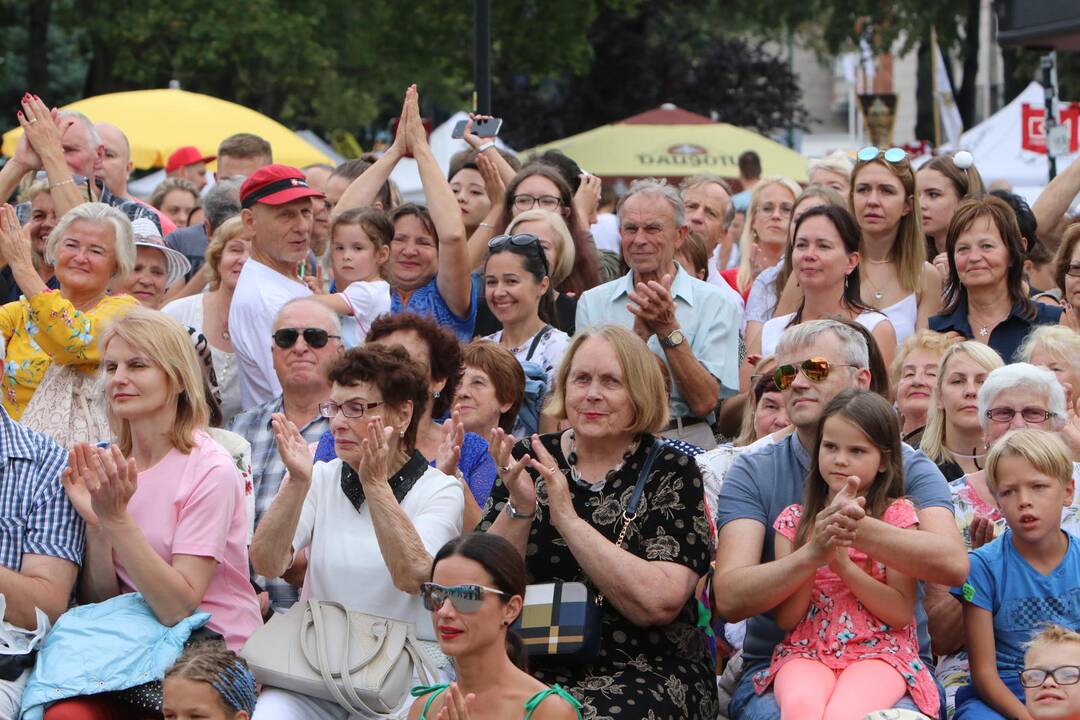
[165,146,216,173]
[240,164,326,209]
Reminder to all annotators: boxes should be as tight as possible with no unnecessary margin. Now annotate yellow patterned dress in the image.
[0,290,138,420]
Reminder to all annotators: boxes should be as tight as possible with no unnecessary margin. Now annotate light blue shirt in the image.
[575,264,741,418]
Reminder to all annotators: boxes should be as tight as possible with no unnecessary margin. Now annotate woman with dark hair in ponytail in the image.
[410,533,582,719]
[482,233,570,433]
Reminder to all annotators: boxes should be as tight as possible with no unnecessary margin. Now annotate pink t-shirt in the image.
[116,430,261,651]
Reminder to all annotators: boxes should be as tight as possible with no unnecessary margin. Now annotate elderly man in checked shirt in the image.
[0,405,84,714]
[227,298,343,615]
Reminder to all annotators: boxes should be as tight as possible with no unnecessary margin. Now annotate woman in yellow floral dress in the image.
[0,202,137,420]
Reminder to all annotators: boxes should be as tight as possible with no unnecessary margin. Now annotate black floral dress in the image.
[479,432,718,720]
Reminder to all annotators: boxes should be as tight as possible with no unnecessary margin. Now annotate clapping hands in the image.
[61,443,139,527]
[810,476,867,563]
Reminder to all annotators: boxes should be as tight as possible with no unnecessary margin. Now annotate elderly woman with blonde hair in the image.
[0,202,137,445]
[164,216,252,423]
[481,324,717,719]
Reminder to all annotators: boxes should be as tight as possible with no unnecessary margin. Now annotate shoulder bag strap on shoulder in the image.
[626,437,664,517]
[525,325,552,361]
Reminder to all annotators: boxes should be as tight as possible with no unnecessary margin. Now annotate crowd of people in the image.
[1,82,1080,720]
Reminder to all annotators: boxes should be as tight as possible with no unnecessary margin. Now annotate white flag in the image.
[934,39,964,145]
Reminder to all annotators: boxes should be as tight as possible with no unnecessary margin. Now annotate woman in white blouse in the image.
[751,204,897,368]
[163,216,251,423]
[250,343,463,719]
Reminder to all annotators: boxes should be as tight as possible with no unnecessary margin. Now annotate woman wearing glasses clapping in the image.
[409,533,582,720]
[849,145,942,345]
[250,344,464,719]
[481,232,570,437]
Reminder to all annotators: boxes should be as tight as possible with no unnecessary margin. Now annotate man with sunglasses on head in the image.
[715,318,968,720]
[228,297,343,615]
[229,164,326,412]
[576,178,741,450]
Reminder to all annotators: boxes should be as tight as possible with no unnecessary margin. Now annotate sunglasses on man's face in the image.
[272,327,341,350]
[773,357,859,390]
[420,582,507,614]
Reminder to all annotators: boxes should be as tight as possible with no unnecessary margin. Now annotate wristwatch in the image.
[504,498,537,520]
[659,328,685,349]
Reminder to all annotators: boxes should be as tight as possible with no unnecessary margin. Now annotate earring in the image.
[502,620,510,627]
[399,429,405,439]
[433,390,440,399]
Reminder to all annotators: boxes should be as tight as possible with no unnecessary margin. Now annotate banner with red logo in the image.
[1021,103,1080,154]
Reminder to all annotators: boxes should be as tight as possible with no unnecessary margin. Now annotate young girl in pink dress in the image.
[754,389,939,719]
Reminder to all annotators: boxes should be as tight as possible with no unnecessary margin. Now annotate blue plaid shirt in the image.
[0,407,84,571]
[228,395,328,613]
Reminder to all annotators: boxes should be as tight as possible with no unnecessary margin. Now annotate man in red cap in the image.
[166,145,214,192]
[229,164,326,410]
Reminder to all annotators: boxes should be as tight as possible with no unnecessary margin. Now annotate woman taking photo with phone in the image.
[409,533,582,720]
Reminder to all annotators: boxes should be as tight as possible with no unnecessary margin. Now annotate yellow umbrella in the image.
[2,88,332,169]
[525,123,808,181]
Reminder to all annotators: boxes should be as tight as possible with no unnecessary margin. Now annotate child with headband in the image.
[163,642,257,720]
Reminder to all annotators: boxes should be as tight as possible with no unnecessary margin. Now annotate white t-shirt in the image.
[162,293,242,423]
[291,458,464,641]
[340,279,391,337]
[229,259,311,412]
[484,325,570,385]
[760,310,889,357]
[590,213,621,255]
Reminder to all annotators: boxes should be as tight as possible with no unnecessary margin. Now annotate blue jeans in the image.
[953,673,1024,720]
[728,660,948,720]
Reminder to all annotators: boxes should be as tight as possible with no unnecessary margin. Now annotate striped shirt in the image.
[227,396,328,613]
[0,407,84,570]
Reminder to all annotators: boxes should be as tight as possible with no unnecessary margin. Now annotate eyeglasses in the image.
[773,357,859,391]
[1066,263,1080,278]
[985,407,1057,424]
[420,582,508,613]
[272,327,342,350]
[857,146,907,164]
[1020,665,1080,688]
[488,233,550,274]
[318,399,385,420]
[512,193,561,212]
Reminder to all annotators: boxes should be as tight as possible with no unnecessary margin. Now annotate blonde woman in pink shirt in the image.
[53,307,260,719]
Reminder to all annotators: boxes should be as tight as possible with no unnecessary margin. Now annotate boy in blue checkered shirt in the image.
[952,429,1080,720]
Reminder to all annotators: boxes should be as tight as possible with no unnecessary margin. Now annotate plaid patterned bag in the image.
[511,438,664,662]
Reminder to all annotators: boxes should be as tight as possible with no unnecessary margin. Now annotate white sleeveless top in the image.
[761,310,889,357]
[879,293,918,346]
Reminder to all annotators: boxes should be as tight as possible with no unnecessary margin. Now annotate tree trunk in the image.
[26,0,51,94]
[956,0,981,127]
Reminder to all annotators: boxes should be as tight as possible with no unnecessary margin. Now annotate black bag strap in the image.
[625,437,663,520]
[524,325,552,361]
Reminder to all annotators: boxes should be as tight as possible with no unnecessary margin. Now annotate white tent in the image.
[949,82,1078,204]
[389,112,514,204]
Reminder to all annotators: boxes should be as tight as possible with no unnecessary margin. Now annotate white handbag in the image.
[241,599,437,716]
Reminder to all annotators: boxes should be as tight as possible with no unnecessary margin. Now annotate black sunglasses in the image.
[487,233,549,274]
[272,327,342,350]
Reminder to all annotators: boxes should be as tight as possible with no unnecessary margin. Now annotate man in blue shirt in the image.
[0,406,84,714]
[714,319,969,720]
[576,179,740,449]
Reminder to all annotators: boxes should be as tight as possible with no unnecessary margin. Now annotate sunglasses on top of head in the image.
[420,582,508,613]
[272,327,342,350]
[487,233,549,273]
[857,146,907,164]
